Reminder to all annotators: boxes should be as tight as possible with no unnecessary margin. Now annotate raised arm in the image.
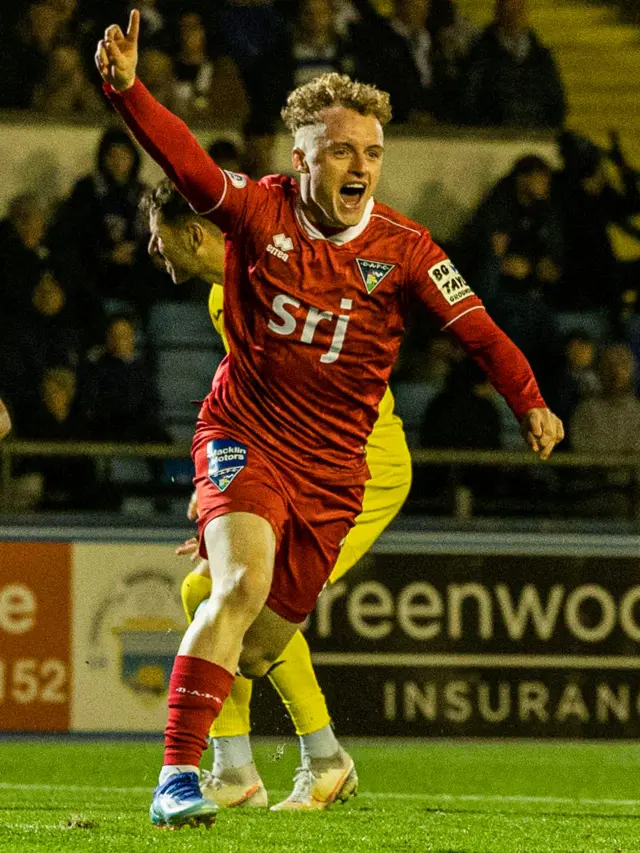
[95,10,226,214]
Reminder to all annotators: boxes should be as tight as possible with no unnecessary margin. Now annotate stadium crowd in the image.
[0,0,639,516]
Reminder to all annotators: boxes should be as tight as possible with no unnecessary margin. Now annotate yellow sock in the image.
[180,571,212,624]
[268,630,331,736]
[210,675,253,738]
[180,574,329,737]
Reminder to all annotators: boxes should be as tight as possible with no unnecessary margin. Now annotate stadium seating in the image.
[148,301,219,349]
[149,300,224,488]
[391,381,440,448]
[554,311,610,342]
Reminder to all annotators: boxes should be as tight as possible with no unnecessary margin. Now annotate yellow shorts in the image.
[329,387,412,583]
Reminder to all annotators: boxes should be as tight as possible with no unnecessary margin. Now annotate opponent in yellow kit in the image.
[181,283,411,810]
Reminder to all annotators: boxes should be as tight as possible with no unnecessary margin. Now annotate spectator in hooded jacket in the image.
[0,2,63,108]
[349,0,476,122]
[49,128,155,313]
[555,131,640,317]
[458,0,565,128]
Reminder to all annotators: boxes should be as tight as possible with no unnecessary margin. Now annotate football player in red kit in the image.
[96,10,564,829]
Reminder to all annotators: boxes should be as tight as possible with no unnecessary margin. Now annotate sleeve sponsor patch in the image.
[224,170,248,189]
[427,259,474,306]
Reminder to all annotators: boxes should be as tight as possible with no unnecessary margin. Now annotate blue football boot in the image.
[150,771,218,829]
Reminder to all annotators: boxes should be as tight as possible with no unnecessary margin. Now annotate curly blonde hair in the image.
[281,73,392,134]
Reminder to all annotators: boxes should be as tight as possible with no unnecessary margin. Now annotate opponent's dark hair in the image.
[139,178,195,224]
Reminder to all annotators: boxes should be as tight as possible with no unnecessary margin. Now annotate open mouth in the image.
[339,182,366,209]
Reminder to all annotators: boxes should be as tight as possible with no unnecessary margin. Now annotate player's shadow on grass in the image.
[424,807,640,821]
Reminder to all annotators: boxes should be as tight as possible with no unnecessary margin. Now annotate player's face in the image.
[147,211,196,284]
[295,107,384,230]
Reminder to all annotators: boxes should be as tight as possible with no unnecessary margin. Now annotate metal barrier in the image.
[1,440,639,519]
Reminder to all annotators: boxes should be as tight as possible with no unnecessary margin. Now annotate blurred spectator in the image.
[457,155,562,388]
[218,0,291,176]
[219,0,292,84]
[458,0,565,128]
[415,357,503,504]
[137,0,169,50]
[350,0,476,121]
[420,358,502,451]
[555,131,640,317]
[172,10,216,117]
[34,44,105,116]
[84,315,169,443]
[394,324,461,383]
[137,47,177,108]
[427,0,479,111]
[287,0,354,89]
[48,0,79,41]
[0,2,62,108]
[171,10,248,125]
[0,193,48,316]
[208,138,244,173]
[26,267,83,367]
[0,263,86,419]
[571,344,640,516]
[572,344,640,454]
[14,365,99,510]
[49,128,153,312]
[548,330,601,444]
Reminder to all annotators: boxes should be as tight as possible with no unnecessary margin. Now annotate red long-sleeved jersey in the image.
[106,80,545,484]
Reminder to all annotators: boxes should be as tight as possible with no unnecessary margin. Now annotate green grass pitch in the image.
[1,739,640,852]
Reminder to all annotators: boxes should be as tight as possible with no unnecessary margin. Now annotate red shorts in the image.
[192,426,365,623]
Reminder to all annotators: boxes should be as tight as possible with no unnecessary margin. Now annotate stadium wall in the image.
[1,528,639,738]
[0,122,557,241]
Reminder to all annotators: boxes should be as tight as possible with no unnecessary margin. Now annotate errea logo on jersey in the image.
[267,233,294,262]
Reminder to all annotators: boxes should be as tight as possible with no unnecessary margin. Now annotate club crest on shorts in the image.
[356,258,395,294]
[207,439,247,492]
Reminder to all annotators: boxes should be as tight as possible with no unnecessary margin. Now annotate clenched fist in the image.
[521,408,564,460]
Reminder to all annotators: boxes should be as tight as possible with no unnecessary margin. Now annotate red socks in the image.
[164,655,234,767]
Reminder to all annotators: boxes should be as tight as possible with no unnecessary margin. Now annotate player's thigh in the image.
[239,604,299,678]
[193,430,289,613]
[203,511,277,615]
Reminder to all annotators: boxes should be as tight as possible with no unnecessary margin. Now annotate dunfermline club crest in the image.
[113,616,179,698]
[88,570,184,703]
[356,258,396,295]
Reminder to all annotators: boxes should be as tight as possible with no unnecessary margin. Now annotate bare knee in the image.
[208,564,271,626]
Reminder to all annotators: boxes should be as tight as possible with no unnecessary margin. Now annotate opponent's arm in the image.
[95,10,226,215]
[0,398,11,441]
